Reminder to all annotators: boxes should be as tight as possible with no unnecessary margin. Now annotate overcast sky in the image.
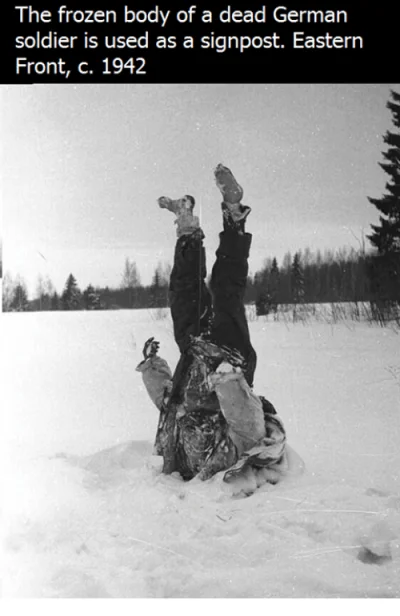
[2,83,399,295]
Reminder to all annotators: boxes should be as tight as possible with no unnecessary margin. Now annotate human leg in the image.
[210,232,257,387]
[158,195,212,353]
[209,165,257,387]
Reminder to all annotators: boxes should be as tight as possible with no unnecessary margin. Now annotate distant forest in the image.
[2,247,400,318]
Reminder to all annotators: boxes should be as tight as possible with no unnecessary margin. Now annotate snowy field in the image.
[2,309,400,598]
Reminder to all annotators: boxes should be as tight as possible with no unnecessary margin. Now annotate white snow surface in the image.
[2,309,400,598]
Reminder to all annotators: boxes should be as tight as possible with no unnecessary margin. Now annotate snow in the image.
[2,309,400,598]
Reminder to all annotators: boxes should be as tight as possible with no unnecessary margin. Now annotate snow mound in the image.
[4,440,400,598]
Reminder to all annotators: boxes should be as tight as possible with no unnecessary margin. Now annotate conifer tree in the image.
[367,90,400,313]
[291,253,305,304]
[269,257,280,313]
[83,284,101,310]
[367,89,400,254]
[61,274,82,310]
[150,263,168,308]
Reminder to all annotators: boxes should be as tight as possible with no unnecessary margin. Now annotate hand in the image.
[142,337,160,359]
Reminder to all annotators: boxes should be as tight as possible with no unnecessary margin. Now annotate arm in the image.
[209,363,266,454]
[210,364,287,470]
[136,338,173,411]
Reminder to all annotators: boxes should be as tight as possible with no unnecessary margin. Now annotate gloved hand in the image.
[142,337,160,360]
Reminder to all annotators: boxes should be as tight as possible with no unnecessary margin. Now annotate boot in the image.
[158,194,200,237]
[214,164,251,233]
[214,163,244,204]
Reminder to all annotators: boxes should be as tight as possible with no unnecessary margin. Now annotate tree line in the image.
[2,259,172,312]
[2,245,399,315]
[249,246,374,315]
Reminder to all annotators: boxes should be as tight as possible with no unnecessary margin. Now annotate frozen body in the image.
[136,165,289,489]
[3,174,400,598]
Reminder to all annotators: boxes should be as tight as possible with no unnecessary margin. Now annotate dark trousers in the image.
[169,229,257,388]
